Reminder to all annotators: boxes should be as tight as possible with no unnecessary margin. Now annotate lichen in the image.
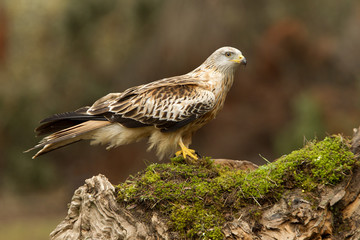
[116,135,357,239]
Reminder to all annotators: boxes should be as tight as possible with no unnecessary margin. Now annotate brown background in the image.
[0,0,360,239]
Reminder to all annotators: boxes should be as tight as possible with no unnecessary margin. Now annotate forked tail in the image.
[25,109,110,158]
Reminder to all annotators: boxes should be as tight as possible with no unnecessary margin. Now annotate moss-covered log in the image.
[50,129,360,240]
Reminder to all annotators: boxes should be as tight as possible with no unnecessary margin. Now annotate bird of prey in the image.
[26,46,246,160]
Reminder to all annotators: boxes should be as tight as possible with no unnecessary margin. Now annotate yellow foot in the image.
[175,139,198,160]
[175,148,198,160]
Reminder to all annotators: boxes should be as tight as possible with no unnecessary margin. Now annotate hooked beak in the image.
[231,55,247,66]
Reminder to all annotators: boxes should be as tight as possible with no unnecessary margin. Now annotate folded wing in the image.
[87,81,216,132]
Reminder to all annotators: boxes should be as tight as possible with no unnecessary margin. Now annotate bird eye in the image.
[225,52,232,57]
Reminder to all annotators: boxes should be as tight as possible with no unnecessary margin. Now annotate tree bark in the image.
[50,128,360,240]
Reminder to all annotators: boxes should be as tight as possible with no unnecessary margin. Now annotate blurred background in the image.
[0,0,360,239]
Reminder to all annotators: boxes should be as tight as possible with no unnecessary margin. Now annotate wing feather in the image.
[86,76,215,132]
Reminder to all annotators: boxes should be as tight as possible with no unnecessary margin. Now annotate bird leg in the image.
[175,138,198,160]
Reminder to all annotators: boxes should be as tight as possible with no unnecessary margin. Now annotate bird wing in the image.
[87,77,216,132]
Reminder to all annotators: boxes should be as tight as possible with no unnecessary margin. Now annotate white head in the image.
[203,46,247,72]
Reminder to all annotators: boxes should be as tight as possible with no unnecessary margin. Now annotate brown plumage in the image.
[26,46,247,159]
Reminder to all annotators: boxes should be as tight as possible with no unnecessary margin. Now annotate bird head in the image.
[204,46,247,72]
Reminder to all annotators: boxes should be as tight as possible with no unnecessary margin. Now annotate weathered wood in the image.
[50,174,171,240]
[50,128,360,240]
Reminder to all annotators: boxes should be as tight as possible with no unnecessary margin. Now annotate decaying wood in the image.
[50,127,360,240]
[50,174,170,240]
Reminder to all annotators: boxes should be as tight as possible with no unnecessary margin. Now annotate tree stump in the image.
[50,128,360,239]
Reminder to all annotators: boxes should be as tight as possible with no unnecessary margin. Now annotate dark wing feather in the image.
[35,107,108,135]
[39,107,90,123]
[158,115,197,133]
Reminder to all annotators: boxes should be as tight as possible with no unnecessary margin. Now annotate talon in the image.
[175,148,198,160]
[176,139,198,160]
[175,150,182,157]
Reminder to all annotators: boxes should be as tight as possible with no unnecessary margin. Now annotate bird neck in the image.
[189,64,235,91]
[222,73,235,93]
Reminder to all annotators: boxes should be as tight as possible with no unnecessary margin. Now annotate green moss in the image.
[170,203,223,239]
[116,135,357,239]
[271,135,356,191]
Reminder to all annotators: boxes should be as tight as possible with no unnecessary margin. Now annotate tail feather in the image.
[35,119,85,136]
[26,120,111,158]
[35,108,108,136]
